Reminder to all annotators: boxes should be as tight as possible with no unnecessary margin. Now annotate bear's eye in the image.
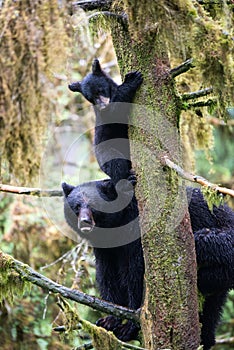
[96,89,104,96]
[76,204,81,210]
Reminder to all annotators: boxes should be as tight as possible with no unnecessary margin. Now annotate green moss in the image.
[124,0,234,120]
[180,110,214,171]
[89,13,112,37]
[60,298,121,350]
[0,251,28,303]
[82,319,121,350]
[201,187,224,211]
[197,289,205,313]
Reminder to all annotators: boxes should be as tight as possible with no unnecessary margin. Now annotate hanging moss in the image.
[89,12,112,34]
[201,186,224,211]
[180,109,214,171]
[0,0,71,184]
[191,11,234,118]
[0,251,29,303]
[123,0,234,119]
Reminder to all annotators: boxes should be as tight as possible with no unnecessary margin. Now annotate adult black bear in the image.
[62,181,234,350]
[62,180,144,341]
[68,59,143,186]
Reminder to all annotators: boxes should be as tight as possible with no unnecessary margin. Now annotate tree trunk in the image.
[110,2,200,349]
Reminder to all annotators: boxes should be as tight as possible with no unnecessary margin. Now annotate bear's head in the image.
[62,179,140,247]
[62,179,123,232]
[62,182,95,233]
[68,59,117,109]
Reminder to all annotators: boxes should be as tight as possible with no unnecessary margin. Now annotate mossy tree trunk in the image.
[110,2,200,349]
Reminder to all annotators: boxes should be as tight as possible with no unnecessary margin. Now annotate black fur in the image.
[68,59,143,186]
[187,187,234,350]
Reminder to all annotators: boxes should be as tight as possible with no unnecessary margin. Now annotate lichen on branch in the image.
[0,251,28,303]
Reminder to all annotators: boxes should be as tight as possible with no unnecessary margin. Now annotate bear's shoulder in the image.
[187,187,234,232]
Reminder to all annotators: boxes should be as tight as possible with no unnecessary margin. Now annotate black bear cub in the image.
[68,59,143,186]
[62,180,144,341]
[63,181,234,350]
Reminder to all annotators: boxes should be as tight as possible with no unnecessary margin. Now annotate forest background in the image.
[0,1,233,349]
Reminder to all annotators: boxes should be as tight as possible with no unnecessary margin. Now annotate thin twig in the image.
[73,0,113,11]
[215,336,234,345]
[162,156,234,197]
[182,98,217,109]
[1,251,140,323]
[196,0,234,5]
[53,325,79,332]
[170,59,195,78]
[40,244,86,271]
[73,342,93,350]
[0,183,63,197]
[206,116,234,126]
[102,340,146,350]
[181,87,213,101]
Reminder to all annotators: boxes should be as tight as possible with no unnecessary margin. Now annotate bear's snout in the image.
[78,207,95,233]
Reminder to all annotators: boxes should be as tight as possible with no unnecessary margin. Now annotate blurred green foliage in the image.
[215,290,234,349]
[196,126,234,208]
[0,194,102,349]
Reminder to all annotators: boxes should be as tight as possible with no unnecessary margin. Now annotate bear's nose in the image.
[78,208,95,233]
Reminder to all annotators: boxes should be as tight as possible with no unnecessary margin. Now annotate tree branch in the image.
[1,251,140,323]
[57,333,146,350]
[162,156,234,197]
[55,329,146,350]
[215,336,234,345]
[170,59,195,78]
[206,116,234,126]
[182,98,217,109]
[196,0,234,5]
[73,340,146,350]
[73,1,113,11]
[53,325,81,332]
[74,342,93,350]
[181,87,213,101]
[0,183,63,197]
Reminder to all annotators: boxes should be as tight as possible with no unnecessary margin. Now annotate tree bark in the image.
[109,2,200,349]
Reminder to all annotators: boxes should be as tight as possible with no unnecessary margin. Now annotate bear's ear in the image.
[68,81,82,93]
[62,182,75,197]
[92,58,102,74]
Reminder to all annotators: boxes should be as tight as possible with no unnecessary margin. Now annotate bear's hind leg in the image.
[200,291,228,350]
[96,315,122,331]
